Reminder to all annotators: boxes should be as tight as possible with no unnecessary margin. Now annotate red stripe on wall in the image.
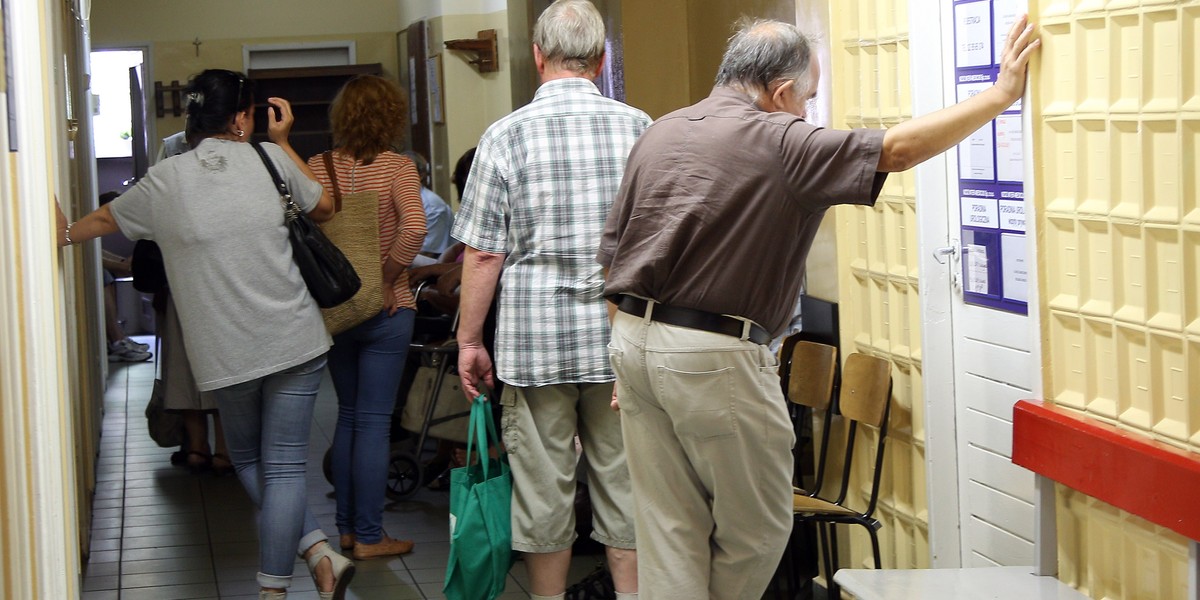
[1013,400,1200,541]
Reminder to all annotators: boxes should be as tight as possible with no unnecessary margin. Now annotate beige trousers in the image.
[609,309,794,599]
[501,382,636,553]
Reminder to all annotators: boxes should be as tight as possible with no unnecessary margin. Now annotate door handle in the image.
[933,246,957,265]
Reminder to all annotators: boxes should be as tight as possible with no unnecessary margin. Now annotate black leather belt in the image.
[616,295,771,345]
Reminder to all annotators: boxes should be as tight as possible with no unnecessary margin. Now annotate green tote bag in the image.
[443,394,514,600]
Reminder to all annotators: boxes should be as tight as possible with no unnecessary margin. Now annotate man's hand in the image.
[611,386,620,412]
[458,343,495,400]
[993,14,1040,104]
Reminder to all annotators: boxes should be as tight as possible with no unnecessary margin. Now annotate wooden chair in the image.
[778,340,839,598]
[786,340,839,499]
[793,352,893,597]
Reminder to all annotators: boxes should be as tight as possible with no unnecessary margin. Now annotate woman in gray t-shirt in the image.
[58,69,354,600]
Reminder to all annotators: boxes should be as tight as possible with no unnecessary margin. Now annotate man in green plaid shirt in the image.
[452,2,650,598]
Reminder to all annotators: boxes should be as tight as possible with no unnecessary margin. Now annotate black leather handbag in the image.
[251,142,360,308]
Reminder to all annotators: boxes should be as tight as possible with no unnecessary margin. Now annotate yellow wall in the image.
[1032,0,1198,597]
[89,0,401,43]
[90,4,402,150]
[830,0,927,571]
[622,0,692,119]
[427,11,513,205]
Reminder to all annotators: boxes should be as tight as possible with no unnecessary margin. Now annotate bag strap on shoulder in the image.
[321,151,344,213]
[252,142,301,220]
[251,142,289,197]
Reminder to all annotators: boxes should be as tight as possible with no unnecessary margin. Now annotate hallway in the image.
[78,352,545,600]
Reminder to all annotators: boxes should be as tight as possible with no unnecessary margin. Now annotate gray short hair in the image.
[533,0,606,74]
[715,19,817,97]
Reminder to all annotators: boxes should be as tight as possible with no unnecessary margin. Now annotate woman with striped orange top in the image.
[308,75,426,561]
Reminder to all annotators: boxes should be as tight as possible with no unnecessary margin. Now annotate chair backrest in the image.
[787,341,838,411]
[787,340,838,497]
[839,353,892,428]
[831,352,893,513]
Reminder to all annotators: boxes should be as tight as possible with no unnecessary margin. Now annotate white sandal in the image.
[305,541,355,600]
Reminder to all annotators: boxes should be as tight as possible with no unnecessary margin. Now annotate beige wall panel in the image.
[1033,1,1199,596]
[831,0,924,572]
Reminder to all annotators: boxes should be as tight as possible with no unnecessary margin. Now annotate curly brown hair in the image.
[329,75,407,163]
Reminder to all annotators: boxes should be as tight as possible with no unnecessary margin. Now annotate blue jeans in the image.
[327,308,415,544]
[211,354,329,590]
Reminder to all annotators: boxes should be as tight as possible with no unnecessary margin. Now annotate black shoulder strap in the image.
[251,142,290,199]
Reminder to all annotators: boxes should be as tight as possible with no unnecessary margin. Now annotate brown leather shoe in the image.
[352,535,415,560]
[339,533,355,551]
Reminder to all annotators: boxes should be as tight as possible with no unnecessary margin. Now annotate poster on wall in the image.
[953,0,1028,315]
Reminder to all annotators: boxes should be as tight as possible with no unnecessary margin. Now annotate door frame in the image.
[910,0,964,569]
[914,0,1047,569]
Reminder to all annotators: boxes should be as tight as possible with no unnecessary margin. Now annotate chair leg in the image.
[868,527,882,570]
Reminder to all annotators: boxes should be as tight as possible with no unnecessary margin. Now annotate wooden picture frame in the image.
[426,54,445,124]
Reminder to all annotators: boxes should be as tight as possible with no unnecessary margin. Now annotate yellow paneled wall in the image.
[1032,0,1198,597]
[830,0,929,570]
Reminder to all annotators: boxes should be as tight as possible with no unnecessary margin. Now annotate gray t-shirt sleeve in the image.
[262,142,323,213]
[108,164,166,241]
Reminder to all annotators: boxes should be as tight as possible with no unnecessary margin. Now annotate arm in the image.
[265,97,334,221]
[603,267,620,411]
[879,15,1040,172]
[382,162,428,314]
[456,246,505,399]
[58,203,120,248]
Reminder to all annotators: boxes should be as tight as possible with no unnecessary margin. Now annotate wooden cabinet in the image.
[248,63,383,160]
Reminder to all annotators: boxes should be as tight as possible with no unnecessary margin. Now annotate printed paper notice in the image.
[955,2,992,68]
[958,123,995,180]
[962,196,999,228]
[966,244,989,294]
[999,197,1026,231]
[957,81,992,104]
[1001,233,1028,302]
[995,115,1023,183]
[992,0,1021,65]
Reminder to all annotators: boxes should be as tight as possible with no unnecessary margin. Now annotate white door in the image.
[913,0,1042,568]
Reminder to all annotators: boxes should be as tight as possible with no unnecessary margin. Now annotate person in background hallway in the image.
[307,74,426,561]
[598,16,1041,599]
[149,132,233,476]
[97,191,152,363]
[400,150,454,268]
[58,69,353,600]
[454,2,650,599]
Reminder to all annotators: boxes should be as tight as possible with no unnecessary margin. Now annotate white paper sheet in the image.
[958,123,995,181]
[963,196,999,228]
[966,244,990,294]
[1001,233,1028,302]
[955,1,992,68]
[995,115,1024,183]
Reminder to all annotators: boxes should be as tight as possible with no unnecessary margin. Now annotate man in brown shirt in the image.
[597,17,1040,599]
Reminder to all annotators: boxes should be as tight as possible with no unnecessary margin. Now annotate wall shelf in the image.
[444,29,499,73]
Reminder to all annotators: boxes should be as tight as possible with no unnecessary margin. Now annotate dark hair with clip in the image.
[183,69,255,144]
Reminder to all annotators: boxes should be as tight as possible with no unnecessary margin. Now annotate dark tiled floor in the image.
[82,346,604,599]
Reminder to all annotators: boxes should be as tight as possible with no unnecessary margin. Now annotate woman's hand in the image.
[265,97,294,145]
[383,285,399,317]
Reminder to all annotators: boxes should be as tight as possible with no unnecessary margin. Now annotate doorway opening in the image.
[90,48,149,194]
[90,47,154,335]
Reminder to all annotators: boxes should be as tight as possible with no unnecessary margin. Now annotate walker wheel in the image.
[386,451,423,501]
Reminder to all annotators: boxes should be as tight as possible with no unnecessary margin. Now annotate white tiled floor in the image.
[81,350,603,599]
